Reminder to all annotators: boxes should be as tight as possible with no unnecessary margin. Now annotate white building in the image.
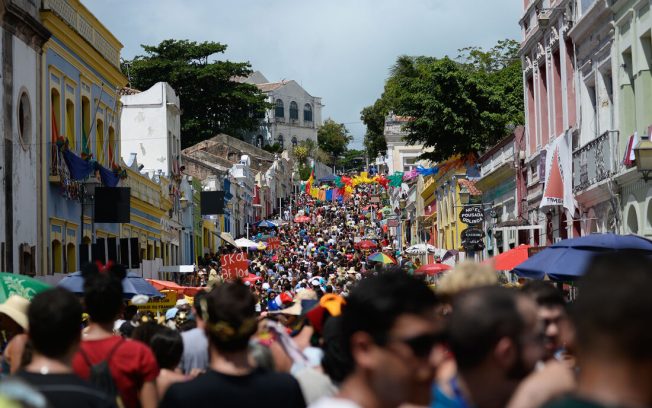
[241,71,322,149]
[384,112,431,174]
[0,1,50,274]
[120,82,182,178]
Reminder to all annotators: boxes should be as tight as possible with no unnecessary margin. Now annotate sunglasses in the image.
[388,332,446,358]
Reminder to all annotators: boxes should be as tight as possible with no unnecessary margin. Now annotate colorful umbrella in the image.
[58,272,162,299]
[367,253,397,264]
[483,244,530,271]
[415,263,452,276]
[514,233,652,281]
[255,220,278,228]
[0,272,51,303]
[357,240,378,250]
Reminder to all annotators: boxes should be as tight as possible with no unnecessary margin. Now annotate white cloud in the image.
[84,0,522,149]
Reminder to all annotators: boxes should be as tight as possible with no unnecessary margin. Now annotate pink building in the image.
[519,0,579,245]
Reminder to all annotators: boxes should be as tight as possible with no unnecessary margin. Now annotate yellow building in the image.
[42,0,128,274]
[434,166,468,251]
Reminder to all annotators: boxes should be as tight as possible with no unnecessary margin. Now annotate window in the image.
[96,118,104,165]
[627,205,639,234]
[51,88,61,142]
[66,243,75,273]
[17,91,31,149]
[81,96,90,155]
[108,126,116,167]
[256,135,263,148]
[275,99,284,118]
[289,101,298,120]
[304,103,312,122]
[292,136,298,147]
[65,99,75,150]
[52,239,62,274]
[278,134,284,148]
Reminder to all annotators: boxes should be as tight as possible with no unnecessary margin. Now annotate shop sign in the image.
[459,205,484,225]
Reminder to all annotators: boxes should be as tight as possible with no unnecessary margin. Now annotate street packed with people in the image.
[0,185,651,408]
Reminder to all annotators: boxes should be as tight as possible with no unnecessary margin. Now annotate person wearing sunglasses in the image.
[311,271,443,408]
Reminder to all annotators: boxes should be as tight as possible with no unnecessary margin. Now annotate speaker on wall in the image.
[119,238,129,267]
[200,191,225,215]
[94,187,131,223]
[92,238,106,264]
[107,237,118,263]
[129,237,140,268]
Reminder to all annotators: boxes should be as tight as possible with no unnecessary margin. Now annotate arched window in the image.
[52,239,62,274]
[292,136,298,147]
[277,134,284,148]
[289,101,298,120]
[275,99,284,118]
[256,135,263,148]
[627,205,639,234]
[304,103,313,122]
[66,243,76,273]
[96,118,104,165]
[65,99,75,150]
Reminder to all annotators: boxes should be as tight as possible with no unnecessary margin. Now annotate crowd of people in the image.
[0,186,651,408]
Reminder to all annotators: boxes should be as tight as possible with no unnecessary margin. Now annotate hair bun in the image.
[110,264,127,281]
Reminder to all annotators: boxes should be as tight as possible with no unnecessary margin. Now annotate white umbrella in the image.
[235,238,259,248]
[405,243,438,255]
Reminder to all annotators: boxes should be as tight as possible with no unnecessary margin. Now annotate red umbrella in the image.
[483,244,530,270]
[415,263,452,275]
[357,240,378,250]
[294,215,311,223]
[243,274,262,284]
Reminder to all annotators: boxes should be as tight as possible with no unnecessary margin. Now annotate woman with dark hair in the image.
[148,327,188,397]
[160,281,305,408]
[72,262,159,408]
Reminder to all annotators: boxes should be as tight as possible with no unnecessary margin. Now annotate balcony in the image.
[572,130,619,193]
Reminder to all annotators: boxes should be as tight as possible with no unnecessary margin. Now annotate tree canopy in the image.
[122,39,271,149]
[360,39,523,162]
[317,119,353,166]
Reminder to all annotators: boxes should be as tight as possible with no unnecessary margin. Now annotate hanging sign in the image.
[459,206,484,225]
[220,252,249,280]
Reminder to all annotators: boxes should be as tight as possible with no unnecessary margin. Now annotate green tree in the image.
[317,119,353,166]
[123,39,271,149]
[360,99,388,159]
[362,39,523,162]
[338,149,366,171]
[292,144,309,165]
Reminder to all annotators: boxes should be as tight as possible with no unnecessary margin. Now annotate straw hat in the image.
[0,295,29,330]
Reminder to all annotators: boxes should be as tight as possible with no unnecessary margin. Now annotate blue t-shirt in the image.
[432,385,465,408]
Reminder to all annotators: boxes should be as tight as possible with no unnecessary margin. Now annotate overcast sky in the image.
[84,0,522,149]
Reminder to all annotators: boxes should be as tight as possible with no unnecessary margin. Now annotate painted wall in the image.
[267,81,322,146]
[120,82,181,178]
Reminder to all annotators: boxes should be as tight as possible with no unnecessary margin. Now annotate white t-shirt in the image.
[309,397,361,408]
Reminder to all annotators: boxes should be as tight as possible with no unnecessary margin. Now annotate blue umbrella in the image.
[255,220,278,228]
[514,233,652,281]
[57,272,163,298]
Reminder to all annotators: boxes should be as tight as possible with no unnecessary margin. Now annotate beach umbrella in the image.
[405,243,438,255]
[514,233,652,281]
[0,273,51,303]
[235,238,258,248]
[358,240,378,250]
[483,244,530,271]
[255,220,278,228]
[58,272,162,299]
[367,252,397,264]
[415,263,452,276]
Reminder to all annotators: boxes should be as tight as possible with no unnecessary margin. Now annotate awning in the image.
[220,232,237,247]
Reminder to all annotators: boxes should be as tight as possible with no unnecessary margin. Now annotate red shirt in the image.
[73,336,159,408]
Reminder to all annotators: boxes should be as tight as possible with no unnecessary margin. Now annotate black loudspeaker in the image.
[94,187,131,223]
[129,237,140,268]
[201,191,225,215]
[119,238,129,267]
[107,237,118,263]
[92,238,106,264]
[79,243,90,268]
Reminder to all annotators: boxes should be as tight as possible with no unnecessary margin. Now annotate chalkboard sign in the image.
[459,205,484,225]
[461,227,484,247]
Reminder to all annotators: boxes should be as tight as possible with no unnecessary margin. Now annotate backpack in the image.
[79,338,125,408]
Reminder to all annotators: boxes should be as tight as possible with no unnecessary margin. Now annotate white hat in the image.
[175,299,189,308]
[0,295,29,330]
[262,282,270,290]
